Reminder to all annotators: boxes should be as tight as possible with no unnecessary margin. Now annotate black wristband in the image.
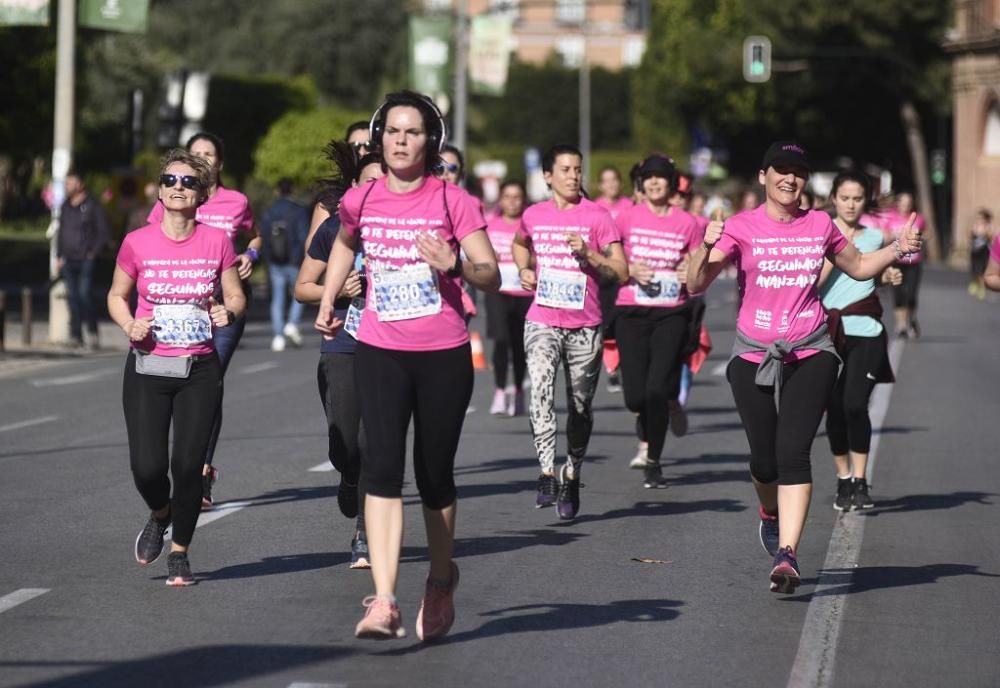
[225,309,236,326]
[445,254,463,278]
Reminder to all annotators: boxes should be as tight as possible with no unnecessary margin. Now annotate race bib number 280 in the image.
[371,263,442,322]
[536,267,587,310]
[152,304,211,347]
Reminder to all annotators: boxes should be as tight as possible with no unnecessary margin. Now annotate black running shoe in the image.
[165,552,196,587]
[350,529,371,570]
[134,513,170,565]
[642,462,668,489]
[535,474,558,508]
[338,478,359,519]
[201,466,218,509]
[852,478,874,510]
[834,477,853,511]
[556,465,581,520]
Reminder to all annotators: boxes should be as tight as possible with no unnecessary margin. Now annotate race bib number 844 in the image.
[536,267,587,310]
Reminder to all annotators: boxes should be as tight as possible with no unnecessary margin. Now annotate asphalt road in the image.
[0,267,997,688]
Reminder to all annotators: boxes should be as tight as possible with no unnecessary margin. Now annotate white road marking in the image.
[0,588,50,614]
[711,362,728,377]
[0,415,58,434]
[288,683,347,688]
[787,338,905,688]
[308,462,334,472]
[241,362,279,374]
[164,501,252,542]
[30,368,117,387]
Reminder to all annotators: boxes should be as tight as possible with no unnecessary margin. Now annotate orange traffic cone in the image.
[470,331,487,369]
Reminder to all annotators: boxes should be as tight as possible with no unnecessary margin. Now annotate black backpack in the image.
[269,218,290,265]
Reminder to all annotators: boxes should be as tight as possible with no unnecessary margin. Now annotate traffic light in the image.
[743,36,772,83]
[931,149,947,186]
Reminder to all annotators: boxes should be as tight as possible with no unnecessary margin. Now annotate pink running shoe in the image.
[416,561,460,641]
[355,596,406,639]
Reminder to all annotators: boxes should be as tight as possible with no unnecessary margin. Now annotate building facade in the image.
[945,0,1000,266]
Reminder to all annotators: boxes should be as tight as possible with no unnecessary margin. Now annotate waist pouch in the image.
[134,351,193,379]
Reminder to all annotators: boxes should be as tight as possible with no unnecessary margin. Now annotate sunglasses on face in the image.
[350,141,371,152]
[159,174,201,190]
[443,163,460,174]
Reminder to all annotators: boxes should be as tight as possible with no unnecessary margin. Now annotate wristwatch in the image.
[225,309,236,325]
[445,254,463,278]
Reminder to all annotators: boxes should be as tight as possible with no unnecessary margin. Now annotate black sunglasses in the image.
[159,174,201,190]
[350,140,371,152]
[443,163,460,174]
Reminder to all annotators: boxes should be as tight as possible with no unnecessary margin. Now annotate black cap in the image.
[761,141,810,173]
[637,154,676,181]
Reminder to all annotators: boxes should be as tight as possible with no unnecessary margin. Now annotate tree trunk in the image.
[900,100,941,263]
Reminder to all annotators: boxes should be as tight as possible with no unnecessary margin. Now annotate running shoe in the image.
[536,473,558,508]
[852,478,875,510]
[337,478,359,519]
[758,505,779,557]
[165,551,196,587]
[489,388,507,415]
[270,334,286,352]
[606,371,622,393]
[135,513,171,565]
[769,546,800,594]
[350,529,371,570]
[642,462,668,489]
[668,400,688,437]
[908,320,920,339]
[416,561,460,642]
[507,389,525,417]
[834,477,853,511]
[556,464,581,521]
[201,466,218,509]
[355,596,406,639]
[629,442,649,469]
[283,323,303,347]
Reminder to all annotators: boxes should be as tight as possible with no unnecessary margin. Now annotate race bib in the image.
[344,298,364,339]
[634,271,682,306]
[536,267,587,310]
[371,263,442,322]
[152,303,211,347]
[499,263,522,292]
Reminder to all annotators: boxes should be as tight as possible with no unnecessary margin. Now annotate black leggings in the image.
[123,352,222,547]
[485,292,530,390]
[615,305,691,462]
[317,352,367,514]
[354,342,473,509]
[826,332,886,455]
[892,262,922,309]
[727,352,839,485]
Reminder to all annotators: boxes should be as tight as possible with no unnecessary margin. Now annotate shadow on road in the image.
[561,498,746,526]
[0,644,351,688]
[184,551,353,582]
[374,598,683,654]
[785,563,1000,601]
[859,491,995,516]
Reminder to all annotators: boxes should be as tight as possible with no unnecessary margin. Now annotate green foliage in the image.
[253,105,369,190]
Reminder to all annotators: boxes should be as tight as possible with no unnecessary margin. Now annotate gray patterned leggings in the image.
[524,322,603,475]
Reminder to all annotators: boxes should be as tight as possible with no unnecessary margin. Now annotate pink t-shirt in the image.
[339,176,486,352]
[878,209,925,265]
[519,197,622,329]
[991,235,1000,264]
[715,206,849,363]
[615,204,703,308]
[693,214,710,232]
[147,187,256,245]
[596,196,634,221]
[486,214,532,297]
[116,223,238,357]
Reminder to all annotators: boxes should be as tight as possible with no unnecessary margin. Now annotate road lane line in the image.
[308,462,334,472]
[0,588,50,614]
[164,500,252,542]
[30,368,117,387]
[287,683,348,688]
[241,362,280,375]
[787,338,905,688]
[0,415,58,434]
[711,362,728,376]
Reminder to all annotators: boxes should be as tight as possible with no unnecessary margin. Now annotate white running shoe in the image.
[489,389,507,415]
[629,442,649,469]
[283,323,303,346]
[271,335,286,352]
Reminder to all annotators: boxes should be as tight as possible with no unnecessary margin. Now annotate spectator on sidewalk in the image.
[261,178,309,351]
[57,170,111,349]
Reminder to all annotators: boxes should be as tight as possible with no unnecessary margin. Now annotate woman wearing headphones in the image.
[315,91,499,641]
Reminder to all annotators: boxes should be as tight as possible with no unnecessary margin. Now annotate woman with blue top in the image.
[296,142,384,569]
[819,171,901,512]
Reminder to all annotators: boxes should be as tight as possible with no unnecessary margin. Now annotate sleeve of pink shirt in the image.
[236,195,256,238]
[824,214,850,256]
[219,233,239,271]
[146,201,164,225]
[594,208,622,249]
[115,233,138,279]
[714,219,739,261]
[447,187,487,241]
[685,215,704,253]
[337,188,362,239]
[614,206,631,240]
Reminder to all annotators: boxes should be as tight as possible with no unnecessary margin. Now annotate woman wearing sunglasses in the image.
[108,150,246,586]
[145,131,261,508]
[438,144,464,187]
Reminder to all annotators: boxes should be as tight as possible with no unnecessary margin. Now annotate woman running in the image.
[315,91,499,641]
[614,155,702,487]
[109,149,245,586]
[296,143,384,569]
[485,179,532,416]
[512,144,628,520]
[687,141,921,594]
[883,191,926,338]
[819,171,901,512]
[146,132,260,508]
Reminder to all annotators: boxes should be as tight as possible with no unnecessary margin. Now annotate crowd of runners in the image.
[109,86,1000,639]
